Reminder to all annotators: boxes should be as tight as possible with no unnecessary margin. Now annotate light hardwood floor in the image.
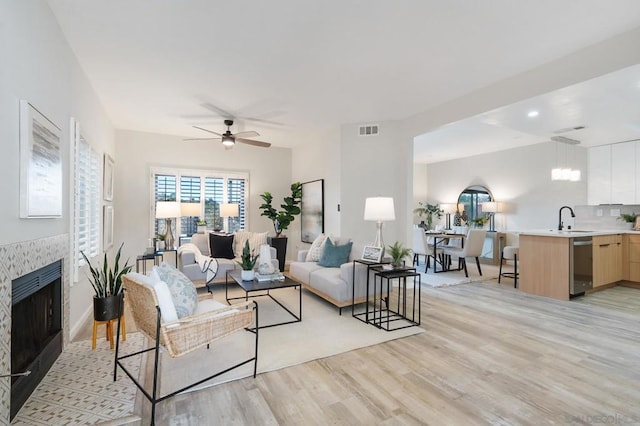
[112,281,640,425]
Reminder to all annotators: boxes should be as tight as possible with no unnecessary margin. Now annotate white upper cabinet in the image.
[588,145,611,205]
[611,142,636,204]
[588,141,640,205]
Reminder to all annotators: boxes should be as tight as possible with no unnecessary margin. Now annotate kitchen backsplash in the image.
[574,205,640,230]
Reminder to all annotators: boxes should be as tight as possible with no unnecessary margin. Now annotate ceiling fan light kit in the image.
[188,119,271,149]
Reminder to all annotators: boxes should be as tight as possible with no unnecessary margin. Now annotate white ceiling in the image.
[46,0,640,152]
[414,64,640,163]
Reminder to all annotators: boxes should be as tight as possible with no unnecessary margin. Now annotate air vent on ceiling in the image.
[358,124,379,136]
[553,125,586,134]
[551,136,581,145]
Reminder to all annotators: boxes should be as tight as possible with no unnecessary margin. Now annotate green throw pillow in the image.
[318,238,353,267]
[154,262,198,318]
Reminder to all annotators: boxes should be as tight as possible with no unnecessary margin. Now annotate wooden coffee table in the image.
[225,270,302,330]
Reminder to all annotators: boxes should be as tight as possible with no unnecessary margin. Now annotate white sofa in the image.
[179,231,278,287]
[289,241,384,314]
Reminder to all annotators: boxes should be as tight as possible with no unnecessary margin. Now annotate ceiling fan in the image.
[185,119,271,148]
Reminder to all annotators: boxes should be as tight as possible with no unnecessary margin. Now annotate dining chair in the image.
[412,225,443,271]
[443,229,487,277]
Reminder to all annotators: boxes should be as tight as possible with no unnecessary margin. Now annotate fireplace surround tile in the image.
[0,234,69,425]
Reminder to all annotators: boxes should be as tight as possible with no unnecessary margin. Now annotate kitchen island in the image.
[519,230,633,300]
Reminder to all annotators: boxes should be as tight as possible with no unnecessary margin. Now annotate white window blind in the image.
[73,133,101,281]
[150,167,248,238]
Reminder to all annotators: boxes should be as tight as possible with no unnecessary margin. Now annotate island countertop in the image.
[519,229,639,238]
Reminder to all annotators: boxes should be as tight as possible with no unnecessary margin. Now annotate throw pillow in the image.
[154,262,198,318]
[127,272,179,323]
[209,233,235,259]
[305,233,328,262]
[233,231,268,258]
[318,237,353,268]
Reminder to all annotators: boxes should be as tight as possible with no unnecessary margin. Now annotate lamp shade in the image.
[440,203,456,213]
[155,201,181,219]
[364,197,395,221]
[481,202,499,213]
[220,203,239,218]
[180,202,201,217]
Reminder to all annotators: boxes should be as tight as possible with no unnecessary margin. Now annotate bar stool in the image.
[499,245,519,287]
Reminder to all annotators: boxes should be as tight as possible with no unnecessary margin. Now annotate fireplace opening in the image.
[11,260,62,420]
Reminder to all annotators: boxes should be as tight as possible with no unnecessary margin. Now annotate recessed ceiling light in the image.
[527,110,539,118]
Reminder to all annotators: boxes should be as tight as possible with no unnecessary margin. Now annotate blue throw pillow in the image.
[154,262,198,318]
[318,238,353,267]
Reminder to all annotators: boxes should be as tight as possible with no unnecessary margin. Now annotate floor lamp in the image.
[156,201,181,249]
[364,197,395,257]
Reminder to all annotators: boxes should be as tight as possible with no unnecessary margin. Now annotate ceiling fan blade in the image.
[193,125,222,137]
[236,138,271,148]
[233,130,259,138]
[183,137,220,141]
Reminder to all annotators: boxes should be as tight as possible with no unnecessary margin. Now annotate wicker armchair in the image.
[114,274,258,424]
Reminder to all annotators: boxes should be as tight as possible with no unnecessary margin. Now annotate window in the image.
[73,130,101,282]
[150,167,248,238]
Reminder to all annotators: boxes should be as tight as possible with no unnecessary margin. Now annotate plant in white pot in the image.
[236,240,258,281]
[196,218,207,233]
[81,243,132,321]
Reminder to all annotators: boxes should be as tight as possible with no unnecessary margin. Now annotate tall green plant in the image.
[259,182,302,236]
[81,243,132,298]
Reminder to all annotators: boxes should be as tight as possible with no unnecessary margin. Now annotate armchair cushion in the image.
[154,262,198,318]
[127,272,179,323]
[208,233,235,259]
[233,230,268,257]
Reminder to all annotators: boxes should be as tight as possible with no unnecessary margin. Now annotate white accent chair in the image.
[499,233,520,287]
[443,229,487,277]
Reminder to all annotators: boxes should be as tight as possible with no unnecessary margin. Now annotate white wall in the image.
[1,0,116,333]
[291,126,341,251]
[114,130,294,264]
[340,120,411,247]
[425,142,588,231]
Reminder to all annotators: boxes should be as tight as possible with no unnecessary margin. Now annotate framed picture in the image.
[103,154,114,201]
[301,179,324,243]
[103,205,114,250]
[19,100,62,218]
[362,245,383,263]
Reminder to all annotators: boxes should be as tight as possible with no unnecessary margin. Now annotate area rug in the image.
[157,286,424,396]
[12,333,144,425]
[418,261,501,287]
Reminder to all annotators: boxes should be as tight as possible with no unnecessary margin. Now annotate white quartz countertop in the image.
[520,229,640,238]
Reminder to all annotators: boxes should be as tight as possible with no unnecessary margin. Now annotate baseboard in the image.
[70,304,93,341]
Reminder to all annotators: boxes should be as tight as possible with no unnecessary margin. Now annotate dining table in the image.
[424,231,465,273]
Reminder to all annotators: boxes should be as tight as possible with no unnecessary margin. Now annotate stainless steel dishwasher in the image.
[570,236,593,296]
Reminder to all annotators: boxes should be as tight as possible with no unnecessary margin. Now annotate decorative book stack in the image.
[255,272,285,282]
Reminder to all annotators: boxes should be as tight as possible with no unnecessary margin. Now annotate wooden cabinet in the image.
[593,234,623,287]
[627,234,640,282]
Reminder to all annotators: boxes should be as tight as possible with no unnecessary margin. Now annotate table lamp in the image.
[220,203,239,233]
[156,201,181,249]
[364,197,395,256]
[481,201,499,232]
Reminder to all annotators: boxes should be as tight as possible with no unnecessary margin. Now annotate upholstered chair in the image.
[443,229,487,277]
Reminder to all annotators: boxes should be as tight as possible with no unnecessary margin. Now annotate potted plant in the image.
[156,233,166,250]
[259,182,302,271]
[469,215,489,228]
[236,240,259,281]
[196,219,207,233]
[259,182,303,237]
[81,243,133,322]
[414,202,444,230]
[387,241,412,268]
[619,213,637,229]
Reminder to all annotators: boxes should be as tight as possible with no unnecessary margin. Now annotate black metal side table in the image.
[135,252,164,274]
[351,259,389,318]
[370,267,421,331]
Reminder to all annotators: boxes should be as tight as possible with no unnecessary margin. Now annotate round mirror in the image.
[456,185,493,224]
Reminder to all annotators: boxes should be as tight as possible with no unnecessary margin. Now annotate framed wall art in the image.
[362,245,383,263]
[301,179,324,243]
[19,100,62,218]
[103,205,114,250]
[103,154,114,201]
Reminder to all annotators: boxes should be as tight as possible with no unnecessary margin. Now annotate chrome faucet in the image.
[558,205,576,231]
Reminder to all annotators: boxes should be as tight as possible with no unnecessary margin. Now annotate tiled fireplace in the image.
[0,235,69,425]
